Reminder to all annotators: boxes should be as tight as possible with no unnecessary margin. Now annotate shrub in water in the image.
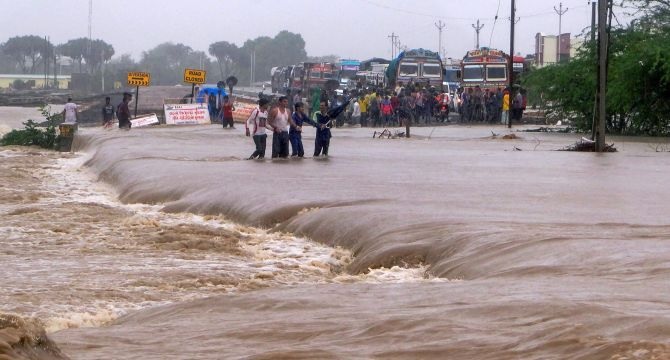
[0,105,61,149]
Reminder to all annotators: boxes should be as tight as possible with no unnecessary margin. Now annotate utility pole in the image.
[472,20,484,49]
[87,0,92,71]
[508,0,515,128]
[590,1,597,139]
[435,21,446,58]
[44,36,48,89]
[595,0,608,151]
[554,2,568,64]
[249,48,255,86]
[590,1,597,43]
[388,32,398,59]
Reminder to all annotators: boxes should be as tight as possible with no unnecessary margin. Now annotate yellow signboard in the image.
[127,72,150,86]
[184,68,206,84]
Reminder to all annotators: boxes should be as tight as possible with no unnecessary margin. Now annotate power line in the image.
[488,0,502,48]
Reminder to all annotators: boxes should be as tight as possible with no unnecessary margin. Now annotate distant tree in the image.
[239,31,308,83]
[58,38,88,73]
[57,38,114,74]
[85,39,115,73]
[140,43,214,85]
[270,30,308,67]
[103,54,138,90]
[1,35,53,74]
[0,50,19,73]
[209,41,241,79]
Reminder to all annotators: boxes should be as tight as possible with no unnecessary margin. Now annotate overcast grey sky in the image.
[2,0,632,61]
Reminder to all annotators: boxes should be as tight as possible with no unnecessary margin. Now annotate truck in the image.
[288,62,337,93]
[336,59,360,90]
[385,48,444,90]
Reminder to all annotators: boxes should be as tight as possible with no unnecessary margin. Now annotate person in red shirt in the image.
[221,95,236,129]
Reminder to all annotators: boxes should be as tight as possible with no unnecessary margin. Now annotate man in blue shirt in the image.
[290,102,317,157]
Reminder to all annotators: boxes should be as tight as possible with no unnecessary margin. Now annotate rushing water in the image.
[2,112,670,359]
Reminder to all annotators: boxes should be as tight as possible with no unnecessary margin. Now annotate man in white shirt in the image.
[62,98,78,123]
[351,98,361,126]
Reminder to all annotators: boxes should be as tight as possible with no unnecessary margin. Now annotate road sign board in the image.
[184,68,206,84]
[127,72,150,86]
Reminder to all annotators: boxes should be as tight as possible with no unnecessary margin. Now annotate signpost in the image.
[127,71,150,117]
[184,68,206,103]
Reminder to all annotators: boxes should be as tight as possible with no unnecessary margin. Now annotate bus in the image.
[386,48,444,90]
[461,48,509,91]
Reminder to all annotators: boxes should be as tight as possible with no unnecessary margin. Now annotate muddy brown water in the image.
[2,110,670,359]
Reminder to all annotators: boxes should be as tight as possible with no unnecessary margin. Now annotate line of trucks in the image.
[270,47,525,96]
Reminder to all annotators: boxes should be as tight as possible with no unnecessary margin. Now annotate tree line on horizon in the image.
[0,30,339,90]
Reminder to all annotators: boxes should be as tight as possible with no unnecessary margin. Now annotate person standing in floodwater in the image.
[245,98,270,160]
[62,97,78,124]
[117,92,132,130]
[290,102,317,158]
[311,99,332,157]
[268,96,292,158]
[102,96,115,129]
[221,95,236,129]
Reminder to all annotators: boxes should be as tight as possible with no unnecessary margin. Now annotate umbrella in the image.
[327,97,351,119]
[322,97,352,127]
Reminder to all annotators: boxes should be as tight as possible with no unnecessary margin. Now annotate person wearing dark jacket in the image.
[310,99,333,157]
[290,102,317,157]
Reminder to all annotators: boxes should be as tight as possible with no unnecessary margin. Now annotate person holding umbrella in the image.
[309,98,349,157]
[310,99,332,157]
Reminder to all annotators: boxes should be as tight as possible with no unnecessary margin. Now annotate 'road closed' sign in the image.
[127,72,150,86]
[184,68,206,84]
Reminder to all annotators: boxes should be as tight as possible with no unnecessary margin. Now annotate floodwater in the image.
[2,107,670,359]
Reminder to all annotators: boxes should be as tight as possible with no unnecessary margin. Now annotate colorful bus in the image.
[386,48,444,89]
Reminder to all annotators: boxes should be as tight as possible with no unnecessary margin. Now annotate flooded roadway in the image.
[2,114,670,359]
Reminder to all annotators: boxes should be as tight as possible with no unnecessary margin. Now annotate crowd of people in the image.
[274,81,528,130]
[456,86,527,125]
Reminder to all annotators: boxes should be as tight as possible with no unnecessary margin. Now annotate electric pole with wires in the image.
[388,32,399,59]
[554,2,569,63]
[472,19,485,49]
[508,0,515,128]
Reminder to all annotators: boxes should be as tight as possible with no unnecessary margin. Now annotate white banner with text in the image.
[163,104,210,125]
